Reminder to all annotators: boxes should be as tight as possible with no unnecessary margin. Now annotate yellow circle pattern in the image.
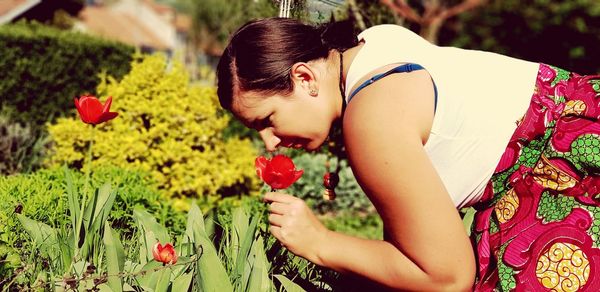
[495,188,519,224]
[536,242,590,292]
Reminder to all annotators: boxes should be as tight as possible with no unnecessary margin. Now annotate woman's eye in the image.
[260,116,271,128]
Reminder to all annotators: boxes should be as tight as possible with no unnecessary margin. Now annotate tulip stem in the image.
[74,126,94,263]
[83,126,95,205]
[84,126,94,196]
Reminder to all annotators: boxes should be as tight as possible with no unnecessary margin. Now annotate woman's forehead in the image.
[231,92,269,120]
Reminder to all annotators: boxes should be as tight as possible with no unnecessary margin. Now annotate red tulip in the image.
[255,154,303,189]
[74,95,118,125]
[152,242,177,265]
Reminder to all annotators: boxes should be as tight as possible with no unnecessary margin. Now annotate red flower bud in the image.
[74,95,118,125]
[152,242,177,265]
[255,154,303,189]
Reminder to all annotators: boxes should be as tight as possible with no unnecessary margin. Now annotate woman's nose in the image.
[259,129,281,152]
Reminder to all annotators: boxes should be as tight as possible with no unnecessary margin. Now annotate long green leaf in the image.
[274,275,306,292]
[134,260,162,290]
[81,182,118,261]
[87,183,117,232]
[236,213,260,290]
[230,208,247,269]
[154,268,171,292]
[16,214,58,256]
[134,207,170,263]
[103,222,125,292]
[187,203,233,292]
[63,166,79,242]
[172,272,193,292]
[246,236,271,292]
[133,207,170,243]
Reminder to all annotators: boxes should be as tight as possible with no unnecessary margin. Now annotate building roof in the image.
[0,0,40,24]
[78,5,170,50]
[174,13,191,32]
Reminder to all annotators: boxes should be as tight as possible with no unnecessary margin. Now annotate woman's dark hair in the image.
[217,17,357,111]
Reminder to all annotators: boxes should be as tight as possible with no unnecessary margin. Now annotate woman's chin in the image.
[305,139,326,152]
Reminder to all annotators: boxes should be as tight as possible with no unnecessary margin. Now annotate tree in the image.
[188,0,283,57]
[442,0,600,74]
[379,0,487,43]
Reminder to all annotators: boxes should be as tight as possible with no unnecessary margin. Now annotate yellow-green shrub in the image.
[47,54,259,205]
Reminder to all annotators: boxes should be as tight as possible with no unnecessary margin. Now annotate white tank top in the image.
[345,25,539,208]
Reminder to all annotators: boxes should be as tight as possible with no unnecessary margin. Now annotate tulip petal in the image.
[152,242,162,261]
[255,156,269,179]
[79,96,104,124]
[102,96,113,113]
[291,170,303,184]
[98,112,119,123]
[270,154,294,172]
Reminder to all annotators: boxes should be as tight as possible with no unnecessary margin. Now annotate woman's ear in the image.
[290,62,319,96]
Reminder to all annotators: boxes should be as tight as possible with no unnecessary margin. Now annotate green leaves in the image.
[186,203,233,292]
[274,274,306,292]
[103,223,125,292]
[7,172,314,291]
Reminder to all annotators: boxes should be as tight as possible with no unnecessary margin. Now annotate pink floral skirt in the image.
[472,64,600,291]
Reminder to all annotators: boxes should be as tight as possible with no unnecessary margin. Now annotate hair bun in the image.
[318,19,358,52]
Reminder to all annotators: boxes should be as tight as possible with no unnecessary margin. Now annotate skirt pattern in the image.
[472,64,600,291]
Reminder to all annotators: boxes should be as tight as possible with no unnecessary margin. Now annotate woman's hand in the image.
[263,192,328,265]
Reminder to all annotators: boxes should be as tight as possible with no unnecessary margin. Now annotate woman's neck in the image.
[339,42,364,89]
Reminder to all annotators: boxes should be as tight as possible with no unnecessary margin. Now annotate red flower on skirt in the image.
[255,154,303,189]
[152,242,178,265]
[74,95,118,125]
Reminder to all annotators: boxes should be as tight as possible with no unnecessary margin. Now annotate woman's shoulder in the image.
[343,66,436,148]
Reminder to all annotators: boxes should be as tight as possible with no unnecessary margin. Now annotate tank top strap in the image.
[346,63,438,113]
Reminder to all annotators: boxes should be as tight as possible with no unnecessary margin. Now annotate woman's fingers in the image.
[268,201,288,215]
[269,225,282,241]
[268,213,284,227]
[263,192,296,204]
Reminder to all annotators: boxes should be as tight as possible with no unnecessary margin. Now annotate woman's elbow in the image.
[433,265,475,292]
[441,273,475,292]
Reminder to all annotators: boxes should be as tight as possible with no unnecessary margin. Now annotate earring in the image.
[309,89,318,96]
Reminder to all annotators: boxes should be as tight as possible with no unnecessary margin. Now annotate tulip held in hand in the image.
[255,154,303,189]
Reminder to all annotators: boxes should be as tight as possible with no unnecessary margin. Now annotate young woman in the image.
[217,17,600,291]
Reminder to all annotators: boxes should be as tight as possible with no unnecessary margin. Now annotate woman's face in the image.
[233,88,333,152]
[231,61,340,152]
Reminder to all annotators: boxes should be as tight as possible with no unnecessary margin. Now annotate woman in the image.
[217,17,600,291]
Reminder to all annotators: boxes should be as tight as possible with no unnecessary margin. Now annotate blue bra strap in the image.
[347,63,438,113]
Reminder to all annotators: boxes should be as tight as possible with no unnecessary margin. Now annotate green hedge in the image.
[0,22,134,127]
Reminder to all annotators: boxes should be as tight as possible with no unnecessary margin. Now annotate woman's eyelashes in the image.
[252,115,271,131]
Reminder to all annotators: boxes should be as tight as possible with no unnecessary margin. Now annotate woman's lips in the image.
[282,138,306,149]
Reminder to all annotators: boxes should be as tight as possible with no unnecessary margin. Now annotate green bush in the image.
[0,21,134,127]
[46,54,259,205]
[287,152,375,215]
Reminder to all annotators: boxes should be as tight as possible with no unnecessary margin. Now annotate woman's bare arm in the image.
[317,70,475,290]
